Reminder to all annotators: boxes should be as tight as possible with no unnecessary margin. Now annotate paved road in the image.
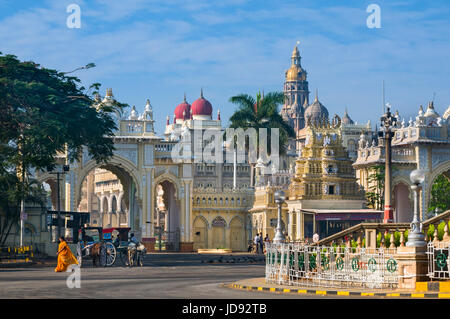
[0,253,327,299]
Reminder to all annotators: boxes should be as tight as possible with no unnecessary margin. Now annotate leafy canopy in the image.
[228,91,295,156]
[0,53,127,171]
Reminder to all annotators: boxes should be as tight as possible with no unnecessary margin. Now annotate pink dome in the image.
[174,98,191,121]
[192,90,213,116]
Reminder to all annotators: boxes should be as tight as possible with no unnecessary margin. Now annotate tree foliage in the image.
[0,53,127,245]
[227,91,295,156]
[365,164,385,210]
[428,174,450,214]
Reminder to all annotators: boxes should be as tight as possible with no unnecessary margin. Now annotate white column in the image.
[296,210,302,240]
[233,149,237,189]
[185,181,190,242]
[288,210,294,241]
[146,171,152,237]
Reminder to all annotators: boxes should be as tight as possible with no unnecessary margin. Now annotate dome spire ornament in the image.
[191,89,213,119]
[129,105,138,120]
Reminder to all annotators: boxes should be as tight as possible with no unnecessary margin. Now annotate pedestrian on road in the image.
[55,236,78,272]
[254,233,260,254]
[258,233,264,254]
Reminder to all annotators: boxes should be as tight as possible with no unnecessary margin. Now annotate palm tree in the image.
[228,91,295,186]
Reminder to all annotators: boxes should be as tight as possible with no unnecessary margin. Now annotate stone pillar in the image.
[384,129,394,223]
[365,229,377,249]
[296,210,302,240]
[395,245,429,289]
[288,211,294,241]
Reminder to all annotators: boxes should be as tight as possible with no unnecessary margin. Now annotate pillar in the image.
[396,246,429,289]
[288,210,294,241]
[296,210,302,240]
[384,130,394,223]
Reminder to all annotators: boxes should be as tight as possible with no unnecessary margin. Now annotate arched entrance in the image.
[74,156,143,234]
[394,182,413,222]
[154,180,180,233]
[230,217,245,251]
[212,216,226,249]
[153,178,181,250]
[193,216,208,250]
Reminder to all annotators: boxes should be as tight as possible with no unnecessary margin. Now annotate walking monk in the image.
[55,236,78,272]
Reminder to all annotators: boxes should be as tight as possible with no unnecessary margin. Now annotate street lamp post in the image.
[47,165,70,241]
[406,169,427,247]
[273,190,286,243]
[380,103,397,223]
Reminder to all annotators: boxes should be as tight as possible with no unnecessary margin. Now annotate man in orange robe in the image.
[55,236,78,272]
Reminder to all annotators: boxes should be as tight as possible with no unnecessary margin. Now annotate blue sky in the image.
[1,0,449,134]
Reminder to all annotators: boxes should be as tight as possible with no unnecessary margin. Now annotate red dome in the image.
[174,100,191,120]
[192,93,213,116]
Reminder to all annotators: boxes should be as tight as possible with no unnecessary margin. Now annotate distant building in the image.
[354,103,450,222]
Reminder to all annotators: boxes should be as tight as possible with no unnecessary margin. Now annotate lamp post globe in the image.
[406,169,427,247]
[273,190,286,243]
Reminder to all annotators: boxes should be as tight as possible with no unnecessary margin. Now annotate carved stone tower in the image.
[281,44,310,132]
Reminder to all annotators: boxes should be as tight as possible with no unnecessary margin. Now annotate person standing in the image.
[254,233,260,254]
[55,236,78,272]
[258,233,264,254]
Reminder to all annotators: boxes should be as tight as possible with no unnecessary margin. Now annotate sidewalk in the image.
[226,277,450,299]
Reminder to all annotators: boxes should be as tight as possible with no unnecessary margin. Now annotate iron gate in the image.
[155,228,180,252]
[427,241,450,279]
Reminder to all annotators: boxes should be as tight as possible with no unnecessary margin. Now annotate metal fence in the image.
[155,228,180,252]
[266,243,399,289]
[427,241,450,280]
[0,245,34,263]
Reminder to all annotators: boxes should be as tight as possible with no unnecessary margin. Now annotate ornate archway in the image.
[73,154,143,232]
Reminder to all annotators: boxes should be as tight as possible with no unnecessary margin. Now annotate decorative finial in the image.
[385,102,391,112]
[217,109,221,121]
[184,92,187,102]
[166,115,170,125]
[315,89,318,102]
[200,88,204,98]
[303,97,308,107]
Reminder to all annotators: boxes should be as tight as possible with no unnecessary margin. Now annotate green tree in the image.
[428,174,450,214]
[227,91,295,185]
[0,53,127,245]
[365,164,385,210]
